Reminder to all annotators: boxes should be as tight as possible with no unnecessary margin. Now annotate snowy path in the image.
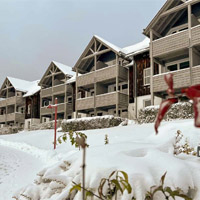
[0,145,44,200]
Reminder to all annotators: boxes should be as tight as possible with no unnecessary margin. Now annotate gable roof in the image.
[143,0,184,37]
[94,35,122,53]
[39,61,74,86]
[73,35,123,71]
[0,77,41,97]
[7,76,34,92]
[52,61,75,76]
[23,80,41,97]
[122,37,150,56]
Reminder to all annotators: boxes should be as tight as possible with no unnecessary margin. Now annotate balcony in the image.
[76,92,128,111]
[0,96,24,108]
[96,92,117,108]
[153,65,200,93]
[57,103,65,113]
[76,96,94,111]
[41,88,52,97]
[192,25,200,46]
[0,115,6,123]
[77,65,128,87]
[53,84,65,94]
[77,72,94,87]
[152,29,189,57]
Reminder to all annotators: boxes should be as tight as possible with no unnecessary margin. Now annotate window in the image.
[21,107,24,114]
[122,109,128,113]
[167,64,177,71]
[122,84,128,90]
[67,97,72,103]
[67,115,72,119]
[166,59,189,72]
[97,112,103,116]
[180,61,189,70]
[143,68,150,86]
[144,99,151,108]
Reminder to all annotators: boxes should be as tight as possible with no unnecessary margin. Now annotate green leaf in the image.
[120,180,132,194]
[111,179,123,194]
[119,171,129,182]
[70,183,81,194]
[108,171,116,179]
[160,172,167,186]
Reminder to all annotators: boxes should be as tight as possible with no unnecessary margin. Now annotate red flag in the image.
[155,98,178,134]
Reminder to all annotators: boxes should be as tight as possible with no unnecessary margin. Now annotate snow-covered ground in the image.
[0,119,200,199]
[0,146,44,200]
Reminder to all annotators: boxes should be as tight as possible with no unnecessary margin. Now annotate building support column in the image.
[188,4,193,85]
[64,76,67,119]
[94,39,97,116]
[75,69,78,118]
[116,55,119,117]
[134,62,137,119]
[150,29,154,105]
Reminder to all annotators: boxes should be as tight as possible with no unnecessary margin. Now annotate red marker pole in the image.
[54,98,58,150]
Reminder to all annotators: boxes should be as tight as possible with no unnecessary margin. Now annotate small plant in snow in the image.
[180,138,197,156]
[145,172,192,200]
[173,130,197,156]
[105,134,109,145]
[70,170,132,200]
[57,130,89,149]
[174,130,183,155]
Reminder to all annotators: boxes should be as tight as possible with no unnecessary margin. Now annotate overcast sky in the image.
[0,0,166,85]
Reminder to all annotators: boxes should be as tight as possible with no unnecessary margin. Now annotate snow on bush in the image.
[61,115,125,132]
[137,102,193,124]
[30,120,63,131]
[0,126,20,135]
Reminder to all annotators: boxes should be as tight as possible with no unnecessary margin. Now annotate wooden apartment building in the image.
[73,35,130,118]
[144,0,200,103]
[39,61,76,122]
[0,77,41,128]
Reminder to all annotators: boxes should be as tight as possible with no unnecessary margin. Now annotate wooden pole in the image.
[150,29,154,105]
[116,55,119,117]
[75,69,78,118]
[188,4,193,85]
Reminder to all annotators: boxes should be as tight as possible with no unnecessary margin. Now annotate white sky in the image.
[0,0,166,85]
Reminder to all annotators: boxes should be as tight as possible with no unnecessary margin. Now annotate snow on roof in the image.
[122,37,150,56]
[52,61,75,76]
[7,77,34,93]
[5,77,40,97]
[94,35,122,53]
[66,73,82,84]
[23,80,41,97]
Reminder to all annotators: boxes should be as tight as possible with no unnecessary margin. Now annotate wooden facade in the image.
[133,52,151,97]
[0,78,26,127]
[39,61,75,121]
[25,92,40,120]
[143,0,200,102]
[74,35,129,118]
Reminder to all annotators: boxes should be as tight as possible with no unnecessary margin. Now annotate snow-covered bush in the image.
[30,120,62,131]
[138,102,193,124]
[0,126,19,135]
[61,115,125,132]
